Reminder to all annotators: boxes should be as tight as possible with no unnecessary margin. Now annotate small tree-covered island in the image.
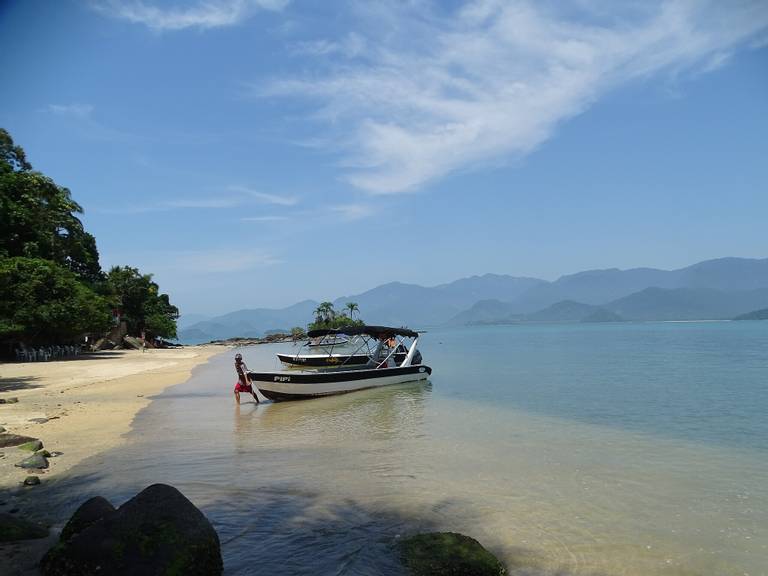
[0,129,179,358]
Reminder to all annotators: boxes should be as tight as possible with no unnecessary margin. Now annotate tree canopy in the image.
[308,302,364,331]
[0,128,179,348]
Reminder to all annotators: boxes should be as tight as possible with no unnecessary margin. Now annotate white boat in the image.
[307,334,350,347]
[249,326,430,401]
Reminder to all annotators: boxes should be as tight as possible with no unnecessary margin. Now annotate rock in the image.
[23,476,41,486]
[28,417,49,424]
[15,453,49,469]
[60,496,116,542]
[0,434,40,448]
[0,397,20,404]
[49,451,64,458]
[40,483,223,576]
[0,512,48,542]
[18,439,44,452]
[0,426,6,433]
[36,449,52,458]
[399,532,506,576]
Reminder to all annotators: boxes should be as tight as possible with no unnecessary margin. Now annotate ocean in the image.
[44,321,768,575]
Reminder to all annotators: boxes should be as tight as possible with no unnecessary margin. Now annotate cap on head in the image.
[235,353,243,360]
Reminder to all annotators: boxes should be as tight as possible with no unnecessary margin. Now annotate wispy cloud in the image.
[331,203,375,221]
[170,249,282,272]
[228,185,298,206]
[240,215,290,222]
[263,0,768,194]
[290,33,366,58]
[48,103,94,118]
[91,0,290,31]
[164,197,242,209]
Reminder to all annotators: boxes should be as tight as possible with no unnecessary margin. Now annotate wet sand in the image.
[0,346,224,575]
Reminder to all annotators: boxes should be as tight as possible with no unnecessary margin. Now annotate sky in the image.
[1,0,767,317]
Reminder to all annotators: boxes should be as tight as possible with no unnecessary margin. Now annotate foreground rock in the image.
[17,439,44,452]
[399,532,506,576]
[41,483,222,576]
[0,513,49,542]
[16,453,49,469]
[0,434,39,449]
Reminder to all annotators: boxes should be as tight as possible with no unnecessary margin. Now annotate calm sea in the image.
[43,322,768,575]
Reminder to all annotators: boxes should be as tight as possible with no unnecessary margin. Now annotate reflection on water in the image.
[32,324,768,575]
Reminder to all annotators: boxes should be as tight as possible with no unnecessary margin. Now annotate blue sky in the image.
[1,0,767,317]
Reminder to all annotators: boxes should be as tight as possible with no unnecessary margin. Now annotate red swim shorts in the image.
[234,380,253,393]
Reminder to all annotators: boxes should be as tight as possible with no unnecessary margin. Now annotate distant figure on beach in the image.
[234,353,258,404]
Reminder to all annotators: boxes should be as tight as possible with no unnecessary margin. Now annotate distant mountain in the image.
[333,274,544,326]
[525,300,603,322]
[509,257,768,313]
[177,300,319,344]
[178,257,768,342]
[581,308,624,323]
[733,308,768,320]
[605,287,768,321]
[447,299,521,325]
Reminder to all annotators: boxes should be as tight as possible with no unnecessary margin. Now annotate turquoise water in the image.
[44,322,768,575]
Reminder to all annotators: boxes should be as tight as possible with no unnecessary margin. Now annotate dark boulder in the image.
[60,496,116,542]
[399,532,506,576]
[41,483,222,576]
[16,453,49,469]
[18,439,44,452]
[0,433,39,448]
[0,513,48,542]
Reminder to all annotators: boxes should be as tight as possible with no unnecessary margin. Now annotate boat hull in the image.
[277,352,407,368]
[249,365,432,401]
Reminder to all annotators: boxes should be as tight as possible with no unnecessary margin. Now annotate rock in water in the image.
[60,496,116,542]
[0,513,48,542]
[23,476,41,486]
[41,483,223,576]
[399,532,506,576]
[16,453,49,469]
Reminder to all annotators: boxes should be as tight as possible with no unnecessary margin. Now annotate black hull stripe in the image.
[248,365,432,385]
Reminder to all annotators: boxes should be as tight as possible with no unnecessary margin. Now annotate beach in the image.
[0,347,223,574]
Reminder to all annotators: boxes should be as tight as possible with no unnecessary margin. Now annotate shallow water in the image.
[43,322,768,575]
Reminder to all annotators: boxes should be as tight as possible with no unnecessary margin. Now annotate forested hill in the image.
[0,128,179,354]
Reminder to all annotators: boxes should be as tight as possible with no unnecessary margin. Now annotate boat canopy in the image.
[307,325,419,339]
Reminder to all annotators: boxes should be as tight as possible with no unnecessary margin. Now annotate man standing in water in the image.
[234,353,259,404]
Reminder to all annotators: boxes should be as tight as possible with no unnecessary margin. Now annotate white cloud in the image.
[291,33,366,58]
[169,249,281,273]
[48,103,94,118]
[331,203,375,221]
[240,215,290,221]
[91,0,289,31]
[163,197,242,209]
[228,185,298,206]
[264,0,768,194]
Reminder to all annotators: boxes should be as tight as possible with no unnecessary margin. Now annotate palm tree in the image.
[345,302,359,320]
[318,302,335,322]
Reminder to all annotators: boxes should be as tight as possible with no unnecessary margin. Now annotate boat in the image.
[249,326,431,401]
[307,334,350,347]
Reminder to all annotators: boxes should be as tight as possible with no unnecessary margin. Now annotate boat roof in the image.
[307,325,420,339]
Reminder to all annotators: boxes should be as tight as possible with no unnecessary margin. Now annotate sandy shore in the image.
[0,347,224,490]
[0,346,225,574]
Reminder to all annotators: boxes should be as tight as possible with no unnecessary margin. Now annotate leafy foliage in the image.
[0,257,111,343]
[308,302,364,331]
[103,266,179,339]
[0,128,179,346]
[0,129,101,284]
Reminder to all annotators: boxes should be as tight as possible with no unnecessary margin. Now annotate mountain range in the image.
[177,257,768,343]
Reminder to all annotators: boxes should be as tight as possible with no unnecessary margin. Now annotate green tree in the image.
[345,302,359,319]
[104,266,179,339]
[0,129,101,284]
[290,326,306,340]
[0,257,111,344]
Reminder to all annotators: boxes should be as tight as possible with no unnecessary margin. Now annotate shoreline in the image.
[0,346,226,574]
